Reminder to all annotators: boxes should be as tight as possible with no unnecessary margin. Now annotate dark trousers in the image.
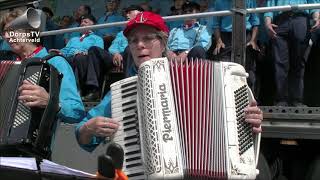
[173,46,207,61]
[305,28,320,106]
[212,32,259,98]
[188,46,207,60]
[70,46,113,95]
[272,15,309,104]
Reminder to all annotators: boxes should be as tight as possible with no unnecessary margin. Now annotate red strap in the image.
[80,32,90,41]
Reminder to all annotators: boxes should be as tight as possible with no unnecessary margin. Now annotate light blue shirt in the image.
[95,12,125,37]
[212,0,260,32]
[168,22,212,51]
[35,48,85,123]
[60,32,104,57]
[264,0,319,19]
[108,31,128,55]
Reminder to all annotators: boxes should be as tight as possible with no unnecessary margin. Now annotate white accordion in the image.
[111,58,260,180]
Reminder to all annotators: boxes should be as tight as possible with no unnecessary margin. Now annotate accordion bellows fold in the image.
[110,58,261,180]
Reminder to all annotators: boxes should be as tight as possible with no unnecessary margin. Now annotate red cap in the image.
[123,11,169,37]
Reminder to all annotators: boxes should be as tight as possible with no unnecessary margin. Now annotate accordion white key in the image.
[111,58,261,180]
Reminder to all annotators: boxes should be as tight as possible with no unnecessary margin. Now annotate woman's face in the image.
[2,24,26,53]
[128,25,165,68]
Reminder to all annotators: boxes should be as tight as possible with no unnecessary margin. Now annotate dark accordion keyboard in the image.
[0,58,60,158]
[110,58,261,180]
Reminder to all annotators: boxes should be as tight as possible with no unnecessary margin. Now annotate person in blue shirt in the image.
[96,0,125,49]
[264,0,319,107]
[108,5,144,74]
[167,1,212,63]
[64,5,92,44]
[211,0,260,99]
[76,6,144,102]
[51,14,105,102]
[1,9,85,124]
[54,16,104,58]
[75,11,263,152]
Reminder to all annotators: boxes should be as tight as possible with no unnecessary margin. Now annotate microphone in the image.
[96,154,115,179]
[96,143,128,180]
[106,143,124,169]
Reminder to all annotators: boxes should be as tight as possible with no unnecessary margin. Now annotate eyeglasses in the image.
[128,34,160,47]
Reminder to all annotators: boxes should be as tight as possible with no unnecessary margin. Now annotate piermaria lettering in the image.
[159,83,173,143]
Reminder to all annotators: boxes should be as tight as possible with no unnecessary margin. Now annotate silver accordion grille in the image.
[13,72,40,129]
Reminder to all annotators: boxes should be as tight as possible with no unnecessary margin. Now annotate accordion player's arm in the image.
[47,56,86,123]
[75,92,114,152]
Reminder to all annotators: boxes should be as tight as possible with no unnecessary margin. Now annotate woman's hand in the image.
[244,100,263,134]
[112,53,123,68]
[84,116,119,137]
[18,80,49,108]
[213,39,225,55]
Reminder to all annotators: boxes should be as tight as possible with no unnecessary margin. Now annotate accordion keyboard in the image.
[111,76,145,179]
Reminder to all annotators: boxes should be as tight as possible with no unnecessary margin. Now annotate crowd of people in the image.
[1,0,319,107]
[1,0,320,179]
[0,0,265,151]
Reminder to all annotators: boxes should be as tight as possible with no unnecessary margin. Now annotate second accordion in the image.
[111,58,260,180]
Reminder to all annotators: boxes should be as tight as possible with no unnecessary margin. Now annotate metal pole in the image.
[231,0,246,65]
[40,4,320,37]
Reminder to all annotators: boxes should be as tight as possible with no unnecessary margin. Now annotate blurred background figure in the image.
[96,0,125,50]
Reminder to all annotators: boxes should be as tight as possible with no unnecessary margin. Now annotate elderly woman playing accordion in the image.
[76,11,263,152]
